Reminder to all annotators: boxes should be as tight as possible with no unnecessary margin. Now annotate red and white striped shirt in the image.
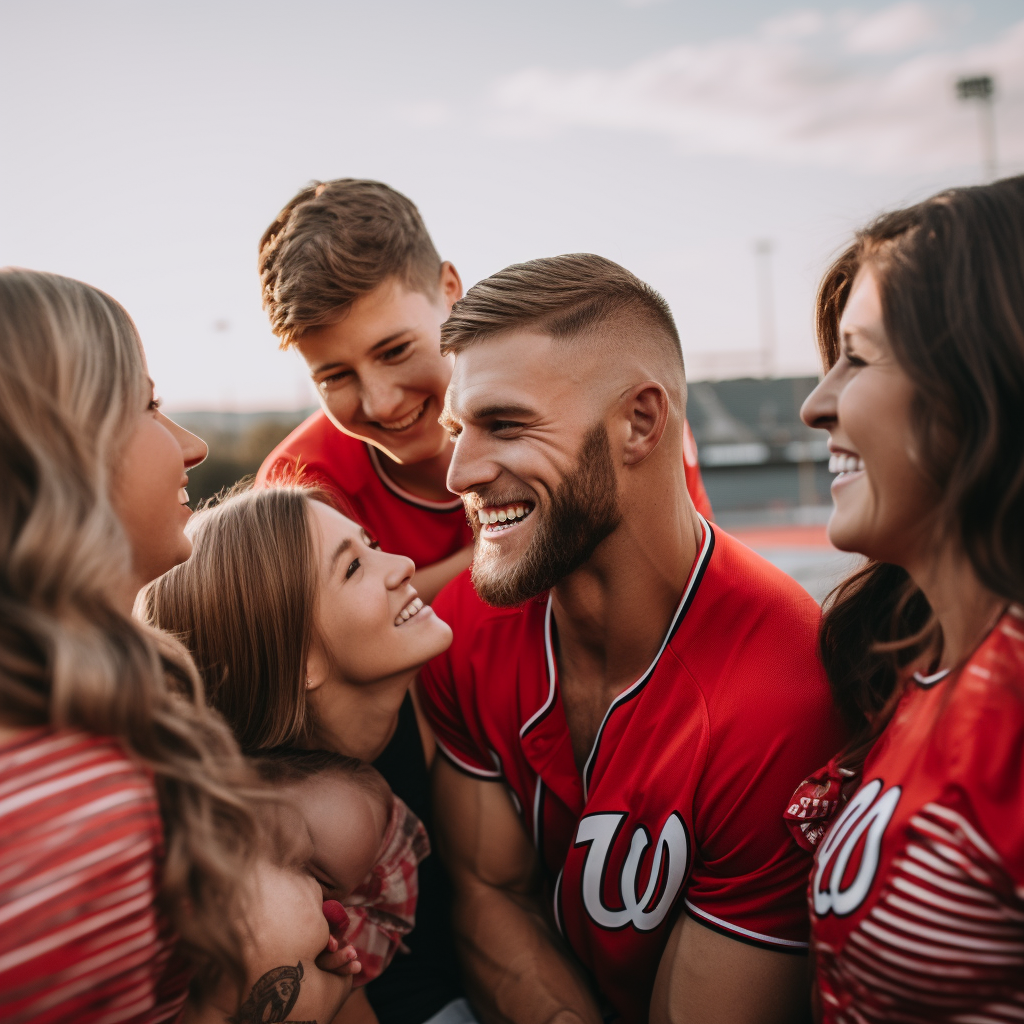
[807,606,1024,1023]
[0,728,190,1024]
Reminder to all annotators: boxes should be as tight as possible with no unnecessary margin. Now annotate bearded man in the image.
[419,254,846,1024]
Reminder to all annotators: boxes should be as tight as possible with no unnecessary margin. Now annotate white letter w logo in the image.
[575,812,689,932]
[812,778,901,918]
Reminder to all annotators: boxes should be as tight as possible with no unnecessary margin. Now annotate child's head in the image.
[256,747,429,987]
[258,179,461,467]
[256,748,393,903]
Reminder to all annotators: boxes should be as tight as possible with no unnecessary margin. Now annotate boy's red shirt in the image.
[255,411,473,568]
[255,410,713,565]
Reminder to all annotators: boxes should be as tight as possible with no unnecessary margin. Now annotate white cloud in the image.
[844,1,940,55]
[487,5,1024,174]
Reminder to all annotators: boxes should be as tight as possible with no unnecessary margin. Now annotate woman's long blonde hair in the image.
[0,268,259,984]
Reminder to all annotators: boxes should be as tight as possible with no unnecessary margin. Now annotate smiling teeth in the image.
[478,506,530,525]
[379,402,426,431]
[395,597,424,626]
[829,454,866,474]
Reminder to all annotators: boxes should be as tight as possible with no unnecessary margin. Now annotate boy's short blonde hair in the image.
[258,179,442,348]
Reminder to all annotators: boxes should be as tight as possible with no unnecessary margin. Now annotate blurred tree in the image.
[177,413,309,505]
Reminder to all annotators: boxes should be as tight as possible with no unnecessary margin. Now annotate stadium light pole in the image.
[956,75,997,181]
[754,239,776,379]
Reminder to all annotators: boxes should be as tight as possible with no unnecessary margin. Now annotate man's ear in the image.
[439,262,463,313]
[621,382,670,466]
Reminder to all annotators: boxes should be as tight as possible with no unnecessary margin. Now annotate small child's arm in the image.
[184,862,353,1024]
[330,988,380,1024]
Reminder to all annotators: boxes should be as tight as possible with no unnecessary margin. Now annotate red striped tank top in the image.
[0,728,191,1023]
[806,606,1024,1022]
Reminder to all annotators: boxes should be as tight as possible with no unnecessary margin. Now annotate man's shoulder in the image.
[671,525,832,726]
[255,410,368,488]
[692,524,822,646]
[419,572,547,759]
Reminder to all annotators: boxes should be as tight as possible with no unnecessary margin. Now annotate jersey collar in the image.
[911,667,951,688]
[580,515,715,800]
[366,444,464,511]
[518,597,583,814]
[518,515,716,808]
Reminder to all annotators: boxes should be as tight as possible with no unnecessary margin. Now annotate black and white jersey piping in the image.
[517,515,715,801]
[366,443,464,512]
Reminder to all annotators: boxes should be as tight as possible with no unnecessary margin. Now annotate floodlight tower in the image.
[956,75,997,181]
[754,239,776,379]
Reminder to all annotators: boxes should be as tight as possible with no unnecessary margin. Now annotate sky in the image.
[2,0,1021,410]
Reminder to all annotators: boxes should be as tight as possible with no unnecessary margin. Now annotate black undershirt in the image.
[367,693,464,1024]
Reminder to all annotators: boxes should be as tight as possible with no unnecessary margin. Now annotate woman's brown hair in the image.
[142,485,327,753]
[815,175,1024,762]
[0,269,261,986]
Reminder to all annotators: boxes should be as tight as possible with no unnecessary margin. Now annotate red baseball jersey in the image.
[255,411,473,569]
[682,419,712,522]
[256,412,713,569]
[419,518,846,1023]
[806,605,1024,1024]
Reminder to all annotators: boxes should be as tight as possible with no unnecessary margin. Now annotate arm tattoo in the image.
[227,961,317,1024]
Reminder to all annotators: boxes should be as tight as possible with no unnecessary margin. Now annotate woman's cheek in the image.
[355,594,390,643]
[836,376,872,448]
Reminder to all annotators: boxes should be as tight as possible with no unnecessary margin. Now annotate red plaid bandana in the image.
[783,755,859,852]
[345,796,430,985]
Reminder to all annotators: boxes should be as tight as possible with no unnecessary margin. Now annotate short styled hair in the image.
[259,179,442,347]
[439,253,684,375]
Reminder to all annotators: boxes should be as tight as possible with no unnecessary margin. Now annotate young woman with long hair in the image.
[791,177,1024,1022]
[0,268,258,1023]
[142,485,469,1024]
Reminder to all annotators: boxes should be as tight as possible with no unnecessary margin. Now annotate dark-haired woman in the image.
[789,176,1024,1023]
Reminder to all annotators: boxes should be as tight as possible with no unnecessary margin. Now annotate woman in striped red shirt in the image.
[0,270,263,1023]
[790,177,1024,1022]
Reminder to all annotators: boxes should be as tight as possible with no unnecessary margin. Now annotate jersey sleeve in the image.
[681,648,847,952]
[417,577,503,780]
[946,619,1024,898]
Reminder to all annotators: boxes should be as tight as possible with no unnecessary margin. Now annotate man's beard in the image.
[470,423,622,607]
